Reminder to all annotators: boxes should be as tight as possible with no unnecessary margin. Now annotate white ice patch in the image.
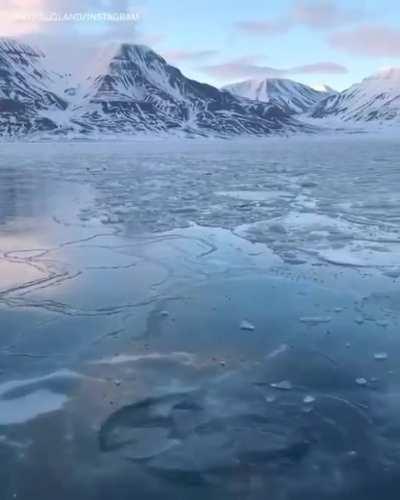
[300,316,332,325]
[236,209,400,269]
[240,320,255,332]
[373,352,388,361]
[270,380,293,391]
[91,351,196,366]
[0,370,79,425]
[0,390,68,425]
[355,378,368,386]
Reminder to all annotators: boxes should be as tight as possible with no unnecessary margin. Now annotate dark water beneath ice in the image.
[0,139,400,499]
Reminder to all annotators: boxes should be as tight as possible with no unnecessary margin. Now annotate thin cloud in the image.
[0,0,45,36]
[293,61,348,74]
[292,0,361,29]
[235,0,362,37]
[161,49,219,63]
[136,32,166,47]
[3,0,159,75]
[234,19,291,37]
[330,24,400,58]
[200,57,348,81]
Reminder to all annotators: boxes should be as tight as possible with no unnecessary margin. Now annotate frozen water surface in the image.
[0,137,400,499]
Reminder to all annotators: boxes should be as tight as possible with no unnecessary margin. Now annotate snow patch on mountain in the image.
[312,83,337,93]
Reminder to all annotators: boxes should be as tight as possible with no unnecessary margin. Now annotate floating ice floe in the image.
[373,352,388,361]
[0,370,79,425]
[266,344,289,359]
[91,351,196,366]
[236,207,400,270]
[355,377,368,386]
[303,395,316,404]
[240,320,255,331]
[299,316,332,326]
[270,380,293,391]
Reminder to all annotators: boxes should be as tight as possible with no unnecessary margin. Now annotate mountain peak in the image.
[113,43,165,63]
[118,43,154,54]
[223,77,326,114]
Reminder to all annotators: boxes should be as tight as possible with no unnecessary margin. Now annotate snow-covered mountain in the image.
[223,78,330,114]
[2,39,400,138]
[70,44,311,137]
[0,38,68,136]
[311,68,400,122]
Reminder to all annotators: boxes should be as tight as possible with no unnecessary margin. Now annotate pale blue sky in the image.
[137,0,400,90]
[9,0,400,90]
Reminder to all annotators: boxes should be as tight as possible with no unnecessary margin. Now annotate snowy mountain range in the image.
[0,37,400,139]
[69,44,313,137]
[223,78,334,114]
[311,68,400,123]
[0,39,313,139]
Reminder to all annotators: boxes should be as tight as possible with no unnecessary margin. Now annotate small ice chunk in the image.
[265,395,276,403]
[355,377,368,386]
[240,320,255,332]
[160,310,170,318]
[300,316,332,326]
[266,344,288,359]
[373,352,388,361]
[270,380,293,391]
[355,317,364,325]
[303,395,316,404]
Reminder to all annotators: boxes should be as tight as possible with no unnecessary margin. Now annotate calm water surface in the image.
[0,139,399,499]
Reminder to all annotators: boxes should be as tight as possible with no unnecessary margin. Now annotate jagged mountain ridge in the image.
[223,78,332,114]
[0,38,68,136]
[0,40,314,138]
[4,39,400,138]
[311,68,400,122]
[70,44,311,136]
